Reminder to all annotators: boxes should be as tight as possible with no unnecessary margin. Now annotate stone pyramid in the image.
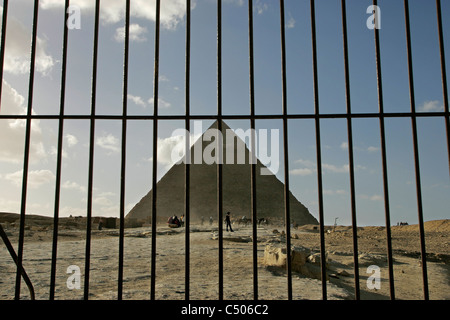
[126,121,318,226]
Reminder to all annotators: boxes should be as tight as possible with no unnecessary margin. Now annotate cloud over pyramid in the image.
[126,121,318,226]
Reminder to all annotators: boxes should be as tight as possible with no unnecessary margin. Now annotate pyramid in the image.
[126,121,318,226]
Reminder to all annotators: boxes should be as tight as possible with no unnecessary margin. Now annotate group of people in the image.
[167,215,184,228]
[170,212,234,232]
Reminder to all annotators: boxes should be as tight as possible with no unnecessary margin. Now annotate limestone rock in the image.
[291,246,311,266]
[337,269,350,277]
[263,244,329,281]
[263,245,288,268]
[308,252,329,268]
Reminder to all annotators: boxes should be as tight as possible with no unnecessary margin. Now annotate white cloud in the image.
[3,17,55,76]
[323,189,347,195]
[115,23,148,42]
[224,0,244,6]
[50,146,68,159]
[341,141,379,153]
[290,168,314,176]
[0,80,46,163]
[92,191,118,216]
[419,100,444,112]
[359,194,384,201]
[65,134,78,147]
[94,196,113,207]
[62,180,86,193]
[148,97,171,109]
[128,94,147,108]
[41,0,190,30]
[0,197,20,214]
[156,132,202,169]
[157,135,185,169]
[159,75,170,82]
[291,158,316,176]
[5,169,55,189]
[98,191,116,198]
[370,194,383,201]
[96,134,120,153]
[128,90,171,109]
[322,163,349,173]
[295,158,316,168]
[291,158,364,176]
[254,0,269,15]
[286,12,296,29]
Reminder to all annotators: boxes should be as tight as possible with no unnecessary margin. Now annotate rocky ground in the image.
[0,214,448,300]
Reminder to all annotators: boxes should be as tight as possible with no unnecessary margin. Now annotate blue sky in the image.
[0,0,449,226]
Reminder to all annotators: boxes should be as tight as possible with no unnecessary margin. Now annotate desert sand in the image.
[0,214,449,300]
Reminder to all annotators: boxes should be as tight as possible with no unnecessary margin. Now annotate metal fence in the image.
[0,0,448,301]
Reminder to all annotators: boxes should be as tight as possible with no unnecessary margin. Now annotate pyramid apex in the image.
[208,119,232,131]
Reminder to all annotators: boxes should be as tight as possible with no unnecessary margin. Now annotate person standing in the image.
[180,214,185,227]
[225,212,233,232]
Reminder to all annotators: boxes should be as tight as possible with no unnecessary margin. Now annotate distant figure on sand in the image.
[209,216,213,226]
[225,212,233,232]
[180,215,185,227]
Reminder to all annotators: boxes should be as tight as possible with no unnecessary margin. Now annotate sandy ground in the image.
[0,218,449,300]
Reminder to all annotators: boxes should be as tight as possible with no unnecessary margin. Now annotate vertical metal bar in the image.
[372,0,395,300]
[84,0,101,300]
[14,0,39,300]
[118,0,130,301]
[0,225,35,300]
[217,0,224,301]
[436,0,450,175]
[310,0,327,300]
[248,0,258,301]
[185,0,191,301]
[403,0,429,300]
[0,0,9,109]
[150,0,161,301]
[49,0,70,300]
[279,0,292,300]
[340,0,360,300]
